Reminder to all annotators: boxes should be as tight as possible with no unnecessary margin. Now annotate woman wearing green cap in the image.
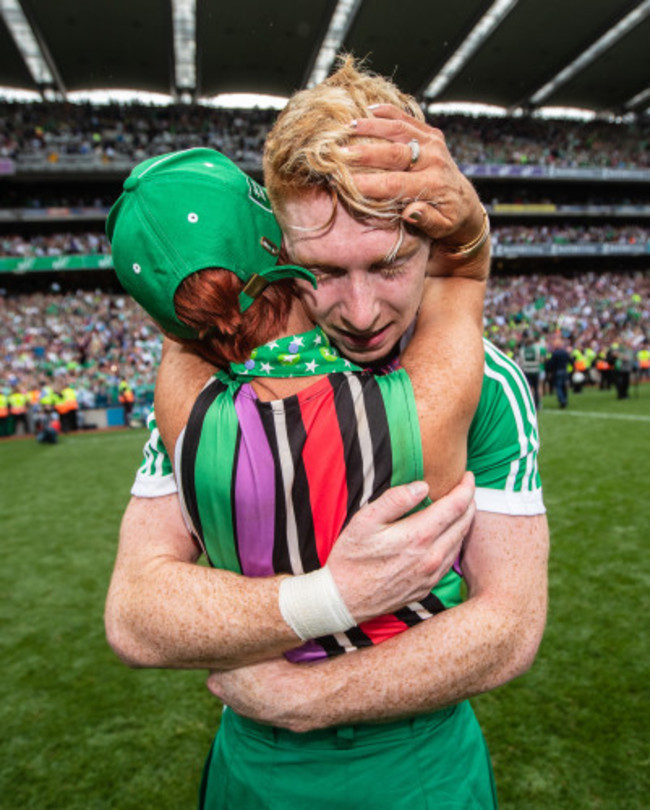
[106,143,496,807]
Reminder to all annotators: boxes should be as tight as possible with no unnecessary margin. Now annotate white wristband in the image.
[278,566,356,641]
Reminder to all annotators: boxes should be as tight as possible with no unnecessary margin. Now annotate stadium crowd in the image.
[2,224,649,259]
[1,231,110,257]
[490,224,650,246]
[0,289,158,437]
[1,270,648,438]
[1,101,649,169]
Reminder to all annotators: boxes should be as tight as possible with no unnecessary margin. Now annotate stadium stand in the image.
[1,105,648,434]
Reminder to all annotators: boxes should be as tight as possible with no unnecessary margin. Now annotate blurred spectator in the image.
[547,338,572,409]
[612,341,636,400]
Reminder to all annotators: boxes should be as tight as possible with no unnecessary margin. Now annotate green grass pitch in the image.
[1,384,648,809]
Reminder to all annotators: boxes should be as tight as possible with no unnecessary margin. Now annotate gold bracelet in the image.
[438,207,490,258]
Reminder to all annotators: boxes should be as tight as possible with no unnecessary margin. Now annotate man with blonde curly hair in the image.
[108,57,547,808]
[260,56,490,371]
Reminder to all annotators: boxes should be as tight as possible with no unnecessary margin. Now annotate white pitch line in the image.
[542,410,650,423]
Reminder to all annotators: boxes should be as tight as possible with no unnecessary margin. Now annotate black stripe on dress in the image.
[344,624,374,649]
[283,395,321,573]
[392,593,446,629]
[330,373,366,522]
[393,606,425,628]
[418,591,447,616]
[180,377,227,566]
[313,633,347,657]
[359,374,393,502]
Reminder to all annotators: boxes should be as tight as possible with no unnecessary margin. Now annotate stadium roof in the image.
[0,0,649,115]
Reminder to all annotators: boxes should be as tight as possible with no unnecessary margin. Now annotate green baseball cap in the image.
[106,148,317,339]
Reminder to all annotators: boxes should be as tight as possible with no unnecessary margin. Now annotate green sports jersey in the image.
[132,411,177,497]
[469,339,543,515]
[132,339,544,516]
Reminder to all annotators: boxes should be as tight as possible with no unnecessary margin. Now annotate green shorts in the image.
[199,701,497,809]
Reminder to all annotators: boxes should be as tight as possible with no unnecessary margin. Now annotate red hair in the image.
[172,268,296,367]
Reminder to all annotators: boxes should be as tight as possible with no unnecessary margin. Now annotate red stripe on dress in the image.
[358,613,410,644]
[297,380,349,565]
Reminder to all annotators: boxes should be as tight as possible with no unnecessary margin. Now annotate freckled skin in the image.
[207,512,549,732]
[105,107,549,732]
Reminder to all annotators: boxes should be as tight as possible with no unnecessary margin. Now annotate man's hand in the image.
[328,472,475,624]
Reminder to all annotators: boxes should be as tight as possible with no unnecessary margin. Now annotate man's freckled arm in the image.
[208,511,549,732]
[105,494,302,669]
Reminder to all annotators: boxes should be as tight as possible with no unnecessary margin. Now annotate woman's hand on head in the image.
[344,104,484,249]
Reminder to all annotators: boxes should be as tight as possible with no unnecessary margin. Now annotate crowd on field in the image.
[484,270,649,354]
[1,101,649,169]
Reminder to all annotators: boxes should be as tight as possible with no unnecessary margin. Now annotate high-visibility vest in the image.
[40,387,57,407]
[118,382,135,404]
[572,351,587,372]
[0,394,8,418]
[54,394,69,415]
[61,387,79,411]
[8,391,28,415]
[638,350,650,370]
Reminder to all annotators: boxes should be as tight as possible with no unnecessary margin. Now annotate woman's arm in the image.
[401,272,487,500]
[153,337,216,456]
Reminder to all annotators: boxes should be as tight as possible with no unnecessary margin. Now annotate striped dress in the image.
[177,366,464,662]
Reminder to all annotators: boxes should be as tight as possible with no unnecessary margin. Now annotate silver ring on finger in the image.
[408,138,420,167]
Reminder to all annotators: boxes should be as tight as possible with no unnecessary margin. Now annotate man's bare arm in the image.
[206,511,549,731]
[105,477,476,670]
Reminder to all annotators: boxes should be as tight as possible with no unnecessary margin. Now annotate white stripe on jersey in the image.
[483,340,540,493]
[483,363,527,492]
[272,400,304,575]
[345,373,375,509]
[484,340,537,428]
[475,485,546,515]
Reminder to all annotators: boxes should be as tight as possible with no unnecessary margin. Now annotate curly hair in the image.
[263,55,425,230]
[172,269,296,368]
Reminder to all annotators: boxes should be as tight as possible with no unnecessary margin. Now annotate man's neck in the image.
[358,342,401,372]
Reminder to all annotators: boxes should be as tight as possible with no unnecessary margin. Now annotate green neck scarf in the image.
[229,326,361,380]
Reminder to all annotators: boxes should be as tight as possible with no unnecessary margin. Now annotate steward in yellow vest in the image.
[8,388,29,435]
[0,391,10,437]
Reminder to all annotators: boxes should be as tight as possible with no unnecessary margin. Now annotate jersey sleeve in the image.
[130,410,178,498]
[467,340,545,516]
